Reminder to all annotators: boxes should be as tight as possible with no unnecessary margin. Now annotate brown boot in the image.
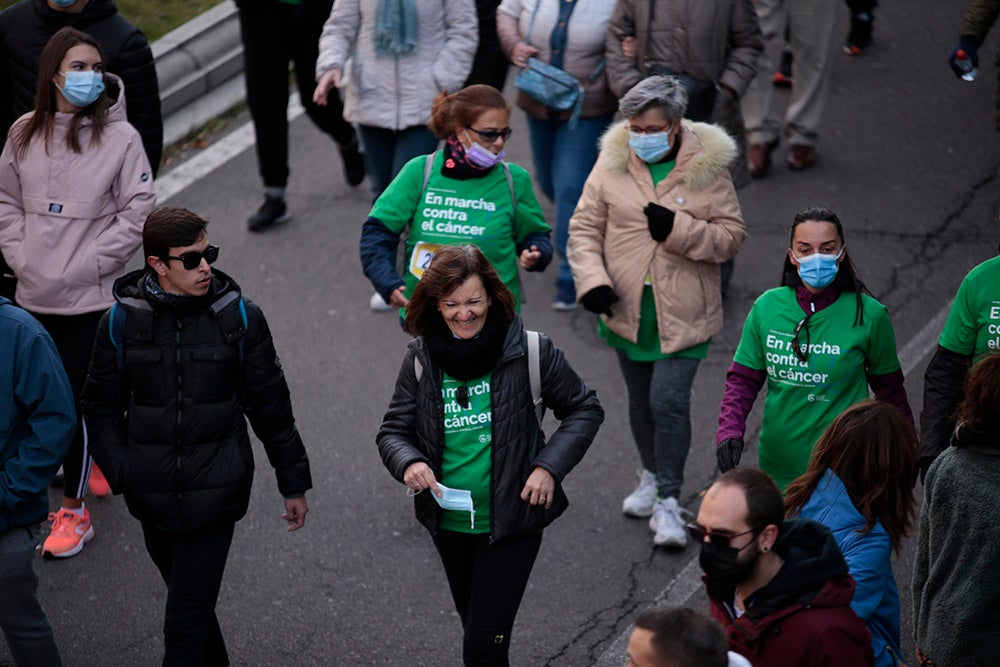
[747,140,778,179]
[787,144,817,170]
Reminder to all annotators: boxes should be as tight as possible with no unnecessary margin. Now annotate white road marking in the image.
[156,94,305,204]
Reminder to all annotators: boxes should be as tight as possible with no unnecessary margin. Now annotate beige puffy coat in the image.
[568,120,746,354]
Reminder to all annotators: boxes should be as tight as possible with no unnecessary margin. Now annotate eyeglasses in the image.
[792,312,813,363]
[164,245,219,270]
[627,123,672,135]
[684,522,758,549]
[467,126,512,142]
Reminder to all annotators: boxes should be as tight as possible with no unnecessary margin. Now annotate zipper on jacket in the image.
[174,321,183,480]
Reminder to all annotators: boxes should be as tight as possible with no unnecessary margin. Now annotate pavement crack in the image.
[542,550,658,666]
[879,161,1000,304]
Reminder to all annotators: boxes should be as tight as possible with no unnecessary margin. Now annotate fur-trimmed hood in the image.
[598,119,738,192]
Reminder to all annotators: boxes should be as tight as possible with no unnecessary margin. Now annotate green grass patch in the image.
[0,1,223,42]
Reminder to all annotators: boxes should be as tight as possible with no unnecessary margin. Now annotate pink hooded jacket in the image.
[0,74,155,315]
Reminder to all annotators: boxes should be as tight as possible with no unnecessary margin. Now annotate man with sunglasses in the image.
[693,467,874,666]
[80,207,312,665]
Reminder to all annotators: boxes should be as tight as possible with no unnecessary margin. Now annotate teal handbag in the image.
[513,2,603,129]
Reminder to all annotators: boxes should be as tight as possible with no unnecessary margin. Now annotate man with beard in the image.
[689,467,873,666]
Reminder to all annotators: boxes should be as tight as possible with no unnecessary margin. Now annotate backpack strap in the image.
[526,330,544,424]
[421,151,437,194]
[413,355,423,383]
[110,302,127,372]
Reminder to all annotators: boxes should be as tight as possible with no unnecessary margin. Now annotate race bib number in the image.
[409,241,443,279]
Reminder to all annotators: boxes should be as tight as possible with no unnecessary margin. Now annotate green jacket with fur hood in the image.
[568,120,746,354]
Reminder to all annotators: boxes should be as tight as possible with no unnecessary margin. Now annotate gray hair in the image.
[619,75,689,120]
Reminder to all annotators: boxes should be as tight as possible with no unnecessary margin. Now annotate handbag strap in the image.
[524,1,542,47]
[524,1,604,83]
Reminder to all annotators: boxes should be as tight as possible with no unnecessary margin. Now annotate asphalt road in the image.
[4,1,999,665]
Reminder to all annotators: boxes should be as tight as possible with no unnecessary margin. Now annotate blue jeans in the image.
[615,350,701,499]
[527,113,614,303]
[358,124,440,201]
[0,525,62,667]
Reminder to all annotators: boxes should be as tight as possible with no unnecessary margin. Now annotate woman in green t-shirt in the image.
[715,206,913,490]
[376,245,603,665]
[360,85,553,315]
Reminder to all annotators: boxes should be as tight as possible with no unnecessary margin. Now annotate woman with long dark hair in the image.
[715,206,912,489]
[785,399,918,667]
[0,27,155,558]
[376,245,603,664]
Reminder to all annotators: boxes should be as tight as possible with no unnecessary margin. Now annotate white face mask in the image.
[408,482,476,529]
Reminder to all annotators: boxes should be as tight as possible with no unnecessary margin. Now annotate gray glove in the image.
[716,438,744,473]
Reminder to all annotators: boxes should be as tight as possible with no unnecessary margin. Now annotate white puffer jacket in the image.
[316,0,478,130]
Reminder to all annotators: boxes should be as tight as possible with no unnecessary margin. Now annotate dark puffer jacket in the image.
[708,518,874,666]
[377,314,604,543]
[81,270,311,534]
[0,0,162,173]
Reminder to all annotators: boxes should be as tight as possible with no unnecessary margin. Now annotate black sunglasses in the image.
[165,245,219,270]
[684,522,758,549]
[467,126,512,142]
[792,312,813,363]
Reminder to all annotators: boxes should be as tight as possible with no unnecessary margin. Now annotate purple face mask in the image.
[463,132,505,168]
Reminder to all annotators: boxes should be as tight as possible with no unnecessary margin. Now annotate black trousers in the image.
[432,530,542,667]
[237,0,355,188]
[141,522,236,667]
[31,310,103,501]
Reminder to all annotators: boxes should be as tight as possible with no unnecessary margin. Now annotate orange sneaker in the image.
[42,508,94,558]
[88,463,111,498]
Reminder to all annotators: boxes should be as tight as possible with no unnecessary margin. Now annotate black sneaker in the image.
[247,195,290,232]
[844,13,874,56]
[340,138,366,187]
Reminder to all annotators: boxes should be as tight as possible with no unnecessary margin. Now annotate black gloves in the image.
[643,202,675,242]
[580,286,619,317]
[948,36,981,78]
[716,438,744,473]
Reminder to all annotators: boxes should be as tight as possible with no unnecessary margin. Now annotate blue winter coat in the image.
[798,469,901,667]
[0,297,74,533]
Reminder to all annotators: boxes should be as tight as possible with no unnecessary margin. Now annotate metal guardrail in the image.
[151,2,246,146]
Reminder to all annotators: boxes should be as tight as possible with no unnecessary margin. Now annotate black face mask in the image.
[699,538,759,588]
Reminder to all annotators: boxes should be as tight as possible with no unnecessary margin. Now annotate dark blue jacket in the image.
[0,297,74,534]
[798,469,901,667]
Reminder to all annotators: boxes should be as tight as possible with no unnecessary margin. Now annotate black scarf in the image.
[441,136,496,180]
[422,305,510,381]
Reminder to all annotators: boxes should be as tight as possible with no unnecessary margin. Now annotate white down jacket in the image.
[316,0,478,130]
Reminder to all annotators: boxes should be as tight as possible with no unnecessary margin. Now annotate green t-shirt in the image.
[733,287,901,489]
[439,372,492,533]
[938,255,1000,359]
[368,152,551,310]
[598,285,709,361]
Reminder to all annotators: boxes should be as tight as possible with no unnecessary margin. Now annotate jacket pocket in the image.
[125,348,165,402]
[190,347,239,402]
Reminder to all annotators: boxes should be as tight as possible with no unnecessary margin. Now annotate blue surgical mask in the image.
[50,0,77,6]
[464,131,505,168]
[794,247,845,289]
[409,482,476,529]
[57,71,105,108]
[629,130,672,163]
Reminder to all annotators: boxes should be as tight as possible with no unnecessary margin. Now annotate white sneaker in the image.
[622,469,658,517]
[649,497,689,548]
[369,291,394,312]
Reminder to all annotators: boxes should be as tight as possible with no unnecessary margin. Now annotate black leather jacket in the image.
[377,315,604,543]
[81,270,311,533]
